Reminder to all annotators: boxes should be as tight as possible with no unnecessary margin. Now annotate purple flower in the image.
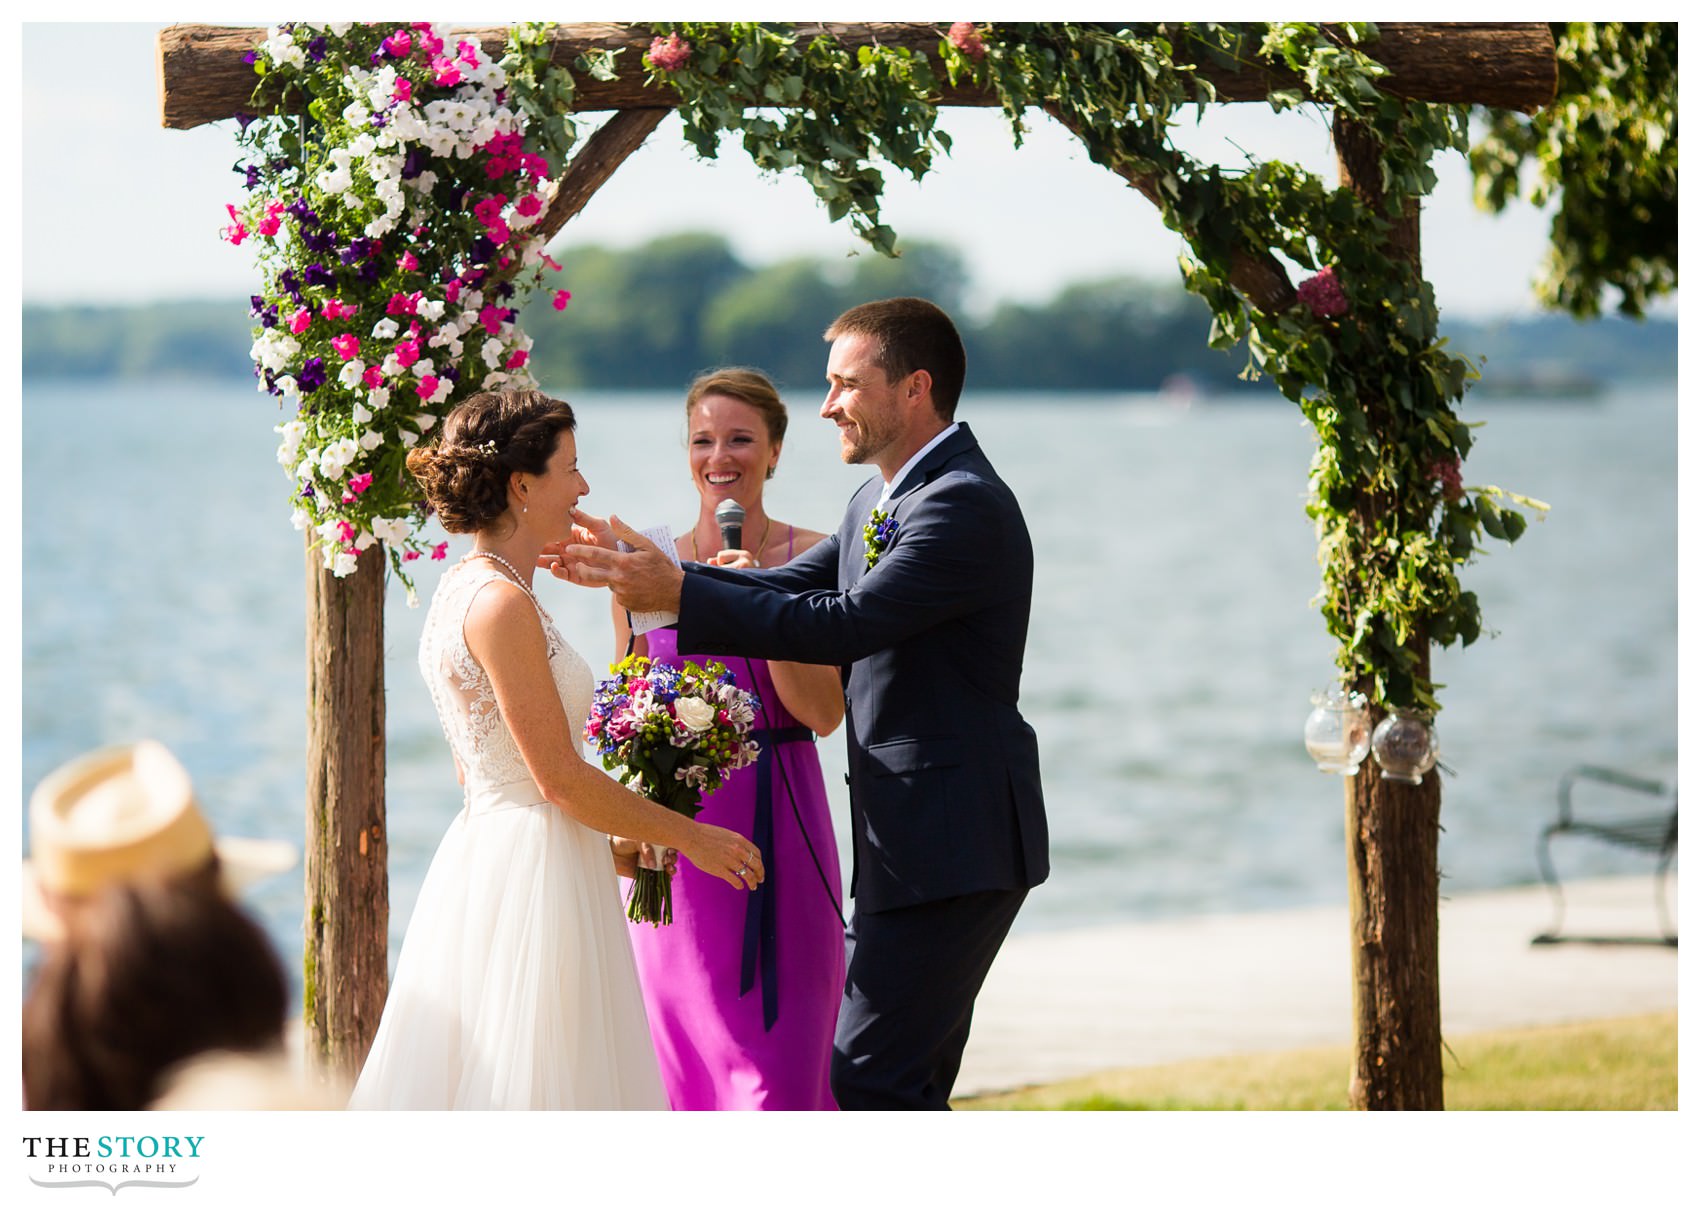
[261,305,279,329]
[286,198,316,224]
[495,282,515,301]
[401,146,429,179]
[439,365,460,384]
[250,294,266,314]
[299,481,315,499]
[306,37,327,62]
[240,163,263,189]
[303,261,336,287]
[278,269,303,302]
[298,357,328,393]
[470,235,498,264]
[235,110,256,130]
[242,51,257,66]
[356,260,382,284]
[1296,266,1349,319]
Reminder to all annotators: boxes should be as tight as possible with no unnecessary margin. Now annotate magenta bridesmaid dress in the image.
[627,533,847,1109]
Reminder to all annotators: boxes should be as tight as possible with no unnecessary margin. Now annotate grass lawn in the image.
[953,1011,1677,1110]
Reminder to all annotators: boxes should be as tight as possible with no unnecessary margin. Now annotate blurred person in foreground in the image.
[21,740,300,1110]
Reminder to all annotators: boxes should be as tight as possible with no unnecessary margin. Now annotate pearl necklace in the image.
[463,549,540,609]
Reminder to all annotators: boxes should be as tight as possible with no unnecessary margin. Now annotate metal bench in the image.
[1532,764,1677,946]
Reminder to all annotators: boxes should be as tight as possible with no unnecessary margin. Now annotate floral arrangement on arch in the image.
[225,22,575,591]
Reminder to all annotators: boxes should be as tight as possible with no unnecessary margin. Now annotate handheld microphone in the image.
[714,498,746,552]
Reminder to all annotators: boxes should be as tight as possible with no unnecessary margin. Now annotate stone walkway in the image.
[954,876,1679,1096]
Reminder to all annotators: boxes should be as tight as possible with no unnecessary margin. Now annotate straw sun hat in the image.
[22,740,297,942]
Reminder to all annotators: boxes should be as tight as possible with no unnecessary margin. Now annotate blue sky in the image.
[19,20,1597,320]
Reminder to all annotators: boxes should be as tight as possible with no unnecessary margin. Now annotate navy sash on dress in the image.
[740,725,814,1030]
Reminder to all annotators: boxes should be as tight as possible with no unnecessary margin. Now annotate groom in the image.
[559,297,1048,1110]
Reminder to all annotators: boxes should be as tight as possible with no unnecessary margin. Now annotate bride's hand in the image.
[682,822,764,890]
[569,506,616,548]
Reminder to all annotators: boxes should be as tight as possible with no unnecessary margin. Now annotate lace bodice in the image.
[419,560,594,790]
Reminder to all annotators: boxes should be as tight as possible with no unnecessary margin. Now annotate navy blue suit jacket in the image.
[677,423,1048,912]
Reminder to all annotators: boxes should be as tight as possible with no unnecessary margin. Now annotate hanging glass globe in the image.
[1370,709,1438,784]
[1304,687,1371,775]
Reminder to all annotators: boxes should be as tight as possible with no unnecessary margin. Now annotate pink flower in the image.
[514,193,543,218]
[257,202,286,237]
[387,291,420,316]
[221,203,247,246]
[393,338,422,368]
[337,521,358,544]
[431,542,449,561]
[473,195,508,228]
[552,290,572,311]
[479,304,507,333]
[363,366,386,388]
[383,29,412,58]
[430,57,462,88]
[444,281,461,304]
[393,77,413,104]
[289,308,314,334]
[1428,456,1465,503]
[331,333,361,360]
[458,40,480,67]
[949,22,987,61]
[542,254,563,272]
[416,26,444,57]
[348,473,374,496]
[648,32,692,72]
[1296,266,1349,319]
[399,251,419,271]
[323,298,358,321]
[403,549,421,562]
[519,152,551,179]
[506,350,529,369]
[416,375,440,399]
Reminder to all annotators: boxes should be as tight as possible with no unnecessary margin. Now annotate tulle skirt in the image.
[349,789,666,1110]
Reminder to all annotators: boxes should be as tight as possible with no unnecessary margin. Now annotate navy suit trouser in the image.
[830,888,1028,1111]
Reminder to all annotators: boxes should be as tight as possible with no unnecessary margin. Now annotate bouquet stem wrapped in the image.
[585,655,760,925]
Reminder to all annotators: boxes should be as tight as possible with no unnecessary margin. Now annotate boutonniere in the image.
[863,508,898,570]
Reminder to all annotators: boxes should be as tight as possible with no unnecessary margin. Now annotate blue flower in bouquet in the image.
[864,508,898,570]
[583,654,762,925]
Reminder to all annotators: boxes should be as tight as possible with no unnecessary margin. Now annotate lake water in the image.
[21,378,1678,989]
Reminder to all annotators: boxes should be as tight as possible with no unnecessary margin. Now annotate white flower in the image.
[405,584,420,609]
[354,529,377,553]
[330,549,360,577]
[275,375,299,399]
[319,438,359,480]
[481,337,507,369]
[411,169,440,196]
[381,353,404,377]
[369,386,391,411]
[316,519,344,544]
[251,330,300,373]
[413,413,438,433]
[372,317,399,340]
[371,516,412,545]
[291,506,312,531]
[352,402,373,424]
[673,696,716,733]
[348,132,378,160]
[329,22,353,38]
[338,360,367,389]
[365,214,395,239]
[400,430,420,449]
[412,357,436,379]
[359,429,385,451]
[275,418,306,466]
[427,379,453,405]
[418,297,446,322]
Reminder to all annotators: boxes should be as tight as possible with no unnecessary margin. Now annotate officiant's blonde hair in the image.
[685,368,788,453]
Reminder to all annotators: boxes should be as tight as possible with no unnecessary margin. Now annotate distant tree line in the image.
[23,232,1675,395]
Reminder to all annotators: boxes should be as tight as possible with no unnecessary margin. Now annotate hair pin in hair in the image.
[474,439,499,458]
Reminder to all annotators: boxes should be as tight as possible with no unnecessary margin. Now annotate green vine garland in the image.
[642,20,1546,711]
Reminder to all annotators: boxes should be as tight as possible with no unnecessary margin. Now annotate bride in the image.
[349,387,764,1110]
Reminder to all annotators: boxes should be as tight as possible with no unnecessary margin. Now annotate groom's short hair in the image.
[825,297,965,421]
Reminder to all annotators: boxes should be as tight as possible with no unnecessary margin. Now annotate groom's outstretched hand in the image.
[543,514,685,614]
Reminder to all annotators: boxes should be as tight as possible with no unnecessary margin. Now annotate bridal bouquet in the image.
[585,655,761,924]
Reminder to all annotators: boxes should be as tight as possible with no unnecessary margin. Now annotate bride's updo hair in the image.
[406,389,576,533]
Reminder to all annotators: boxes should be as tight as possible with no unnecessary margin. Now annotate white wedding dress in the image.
[349,560,666,1110]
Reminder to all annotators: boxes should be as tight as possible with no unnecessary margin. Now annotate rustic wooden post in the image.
[303,539,388,1079]
[1334,115,1445,1110]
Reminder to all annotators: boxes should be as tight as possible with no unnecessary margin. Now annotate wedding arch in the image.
[158,21,1557,1110]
